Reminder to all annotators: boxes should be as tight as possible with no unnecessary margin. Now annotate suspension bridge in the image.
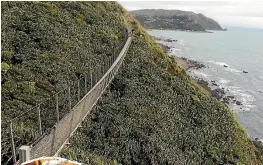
[2,30,133,165]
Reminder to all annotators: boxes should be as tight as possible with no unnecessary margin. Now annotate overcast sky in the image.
[119,1,263,29]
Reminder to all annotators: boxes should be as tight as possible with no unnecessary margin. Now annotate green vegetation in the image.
[60,16,262,164]
[61,132,122,165]
[1,1,126,120]
[131,9,223,31]
[1,1,262,165]
[62,4,262,165]
[1,62,10,73]
[1,1,126,164]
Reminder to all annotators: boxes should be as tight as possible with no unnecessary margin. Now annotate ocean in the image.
[148,28,263,140]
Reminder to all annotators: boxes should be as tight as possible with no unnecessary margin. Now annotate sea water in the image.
[148,27,263,139]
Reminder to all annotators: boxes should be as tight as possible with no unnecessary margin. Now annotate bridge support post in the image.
[105,58,108,71]
[90,69,93,88]
[68,86,71,111]
[84,76,87,93]
[50,126,57,156]
[94,69,97,84]
[77,78,80,101]
[108,56,111,69]
[9,122,16,164]
[38,105,42,135]
[56,93,59,122]
[19,146,31,164]
[102,59,105,74]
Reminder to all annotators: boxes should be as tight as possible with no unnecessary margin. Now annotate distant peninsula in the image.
[131,9,224,32]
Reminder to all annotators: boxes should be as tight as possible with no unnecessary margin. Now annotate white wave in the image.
[218,78,230,84]
[207,61,242,73]
[191,71,210,78]
[240,107,252,111]
[177,40,185,46]
[208,60,229,67]
[227,85,256,112]
[200,72,210,78]
[257,76,263,81]
[170,48,181,52]
[229,86,241,89]
[169,48,177,55]
[239,93,255,103]
[226,67,242,73]
[244,104,256,108]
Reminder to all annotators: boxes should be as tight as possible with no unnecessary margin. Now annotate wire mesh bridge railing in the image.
[2,32,132,165]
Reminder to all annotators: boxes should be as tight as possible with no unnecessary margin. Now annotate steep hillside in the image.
[1,1,126,121]
[62,4,261,165]
[131,9,223,31]
[1,1,262,165]
[1,1,126,163]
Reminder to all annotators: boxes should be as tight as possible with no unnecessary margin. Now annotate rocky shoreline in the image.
[153,35,263,153]
[192,77,242,106]
[153,36,244,107]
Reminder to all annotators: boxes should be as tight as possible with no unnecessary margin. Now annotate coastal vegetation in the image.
[1,1,126,163]
[1,1,262,165]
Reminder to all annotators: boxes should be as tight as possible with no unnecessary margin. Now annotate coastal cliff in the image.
[131,9,223,31]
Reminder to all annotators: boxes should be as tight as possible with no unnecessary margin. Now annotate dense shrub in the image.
[1,1,126,163]
[1,1,126,120]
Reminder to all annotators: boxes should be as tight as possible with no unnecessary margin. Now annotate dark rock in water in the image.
[157,38,178,42]
[193,63,205,70]
[212,83,218,86]
[166,38,174,42]
[253,139,263,155]
[211,80,215,83]
[181,57,187,61]
[181,57,206,70]
[157,43,171,53]
[210,88,225,99]
[236,101,242,105]
[243,71,248,73]
[223,65,228,67]
[259,90,262,93]
[223,98,230,104]
[227,96,235,99]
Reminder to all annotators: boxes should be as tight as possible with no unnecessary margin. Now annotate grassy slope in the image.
[61,5,263,165]
[1,1,262,165]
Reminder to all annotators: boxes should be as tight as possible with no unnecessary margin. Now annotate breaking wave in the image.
[227,86,255,112]
[218,78,230,84]
[208,60,229,67]
[207,60,242,73]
